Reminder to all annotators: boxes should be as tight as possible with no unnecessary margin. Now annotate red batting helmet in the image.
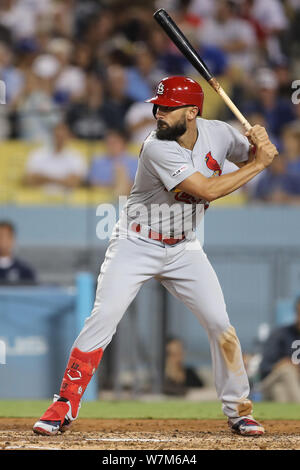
[145,76,204,117]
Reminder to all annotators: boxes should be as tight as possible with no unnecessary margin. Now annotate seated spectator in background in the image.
[254,155,300,204]
[239,0,267,47]
[188,0,216,19]
[125,44,165,102]
[47,37,86,105]
[197,0,257,73]
[0,0,52,43]
[259,297,300,402]
[273,57,294,101]
[88,129,138,197]
[159,31,228,77]
[157,0,227,77]
[163,337,204,396]
[15,55,61,142]
[251,0,288,63]
[24,121,86,193]
[0,41,24,105]
[0,221,36,284]
[106,65,134,124]
[66,73,120,140]
[125,100,156,145]
[281,123,300,175]
[244,68,295,138]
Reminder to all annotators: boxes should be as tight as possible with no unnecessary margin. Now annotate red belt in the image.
[131,223,185,246]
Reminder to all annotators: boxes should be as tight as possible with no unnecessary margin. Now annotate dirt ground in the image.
[0,418,299,450]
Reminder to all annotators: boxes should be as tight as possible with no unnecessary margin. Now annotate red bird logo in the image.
[205,151,222,176]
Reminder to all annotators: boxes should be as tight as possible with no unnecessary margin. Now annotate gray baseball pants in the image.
[73,220,252,419]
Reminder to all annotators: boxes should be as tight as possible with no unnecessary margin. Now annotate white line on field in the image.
[85,438,175,443]
[4,445,61,450]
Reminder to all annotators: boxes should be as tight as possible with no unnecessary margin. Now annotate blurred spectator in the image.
[88,129,138,197]
[0,0,52,42]
[0,0,297,208]
[251,0,288,62]
[106,65,134,122]
[50,0,75,38]
[244,68,295,137]
[0,41,24,105]
[273,57,294,100]
[66,74,120,140]
[81,7,115,48]
[187,0,216,19]
[15,55,61,141]
[197,0,257,72]
[157,23,228,77]
[0,221,36,283]
[24,121,86,192]
[125,100,156,145]
[47,38,86,104]
[281,122,300,175]
[125,44,165,102]
[254,155,300,204]
[73,41,96,74]
[163,337,204,396]
[0,40,25,138]
[259,297,300,402]
[239,0,267,46]
[73,0,103,41]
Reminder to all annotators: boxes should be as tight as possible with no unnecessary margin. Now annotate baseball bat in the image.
[153,9,252,132]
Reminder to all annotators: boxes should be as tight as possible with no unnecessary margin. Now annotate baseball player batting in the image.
[33,76,278,437]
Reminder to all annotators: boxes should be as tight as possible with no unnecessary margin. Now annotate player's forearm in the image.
[206,160,264,201]
[176,160,264,202]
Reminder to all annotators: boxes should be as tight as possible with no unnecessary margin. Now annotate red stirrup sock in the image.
[59,347,103,418]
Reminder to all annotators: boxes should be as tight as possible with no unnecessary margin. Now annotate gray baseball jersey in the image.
[120,118,250,237]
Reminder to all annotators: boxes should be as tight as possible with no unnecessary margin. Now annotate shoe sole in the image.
[231,427,265,436]
[33,420,73,436]
[33,426,59,436]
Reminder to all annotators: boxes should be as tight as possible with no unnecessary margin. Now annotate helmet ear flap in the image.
[152,104,158,118]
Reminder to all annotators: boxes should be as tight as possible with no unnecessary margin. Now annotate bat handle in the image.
[209,78,252,132]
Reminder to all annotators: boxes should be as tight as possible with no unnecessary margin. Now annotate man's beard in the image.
[156,118,187,141]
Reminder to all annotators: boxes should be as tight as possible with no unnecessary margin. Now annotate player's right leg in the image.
[33,233,163,435]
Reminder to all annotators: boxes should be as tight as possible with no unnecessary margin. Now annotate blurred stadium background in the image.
[0,0,300,406]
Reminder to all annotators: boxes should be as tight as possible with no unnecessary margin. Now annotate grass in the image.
[0,400,299,420]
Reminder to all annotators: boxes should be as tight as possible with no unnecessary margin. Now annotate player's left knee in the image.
[218,325,245,376]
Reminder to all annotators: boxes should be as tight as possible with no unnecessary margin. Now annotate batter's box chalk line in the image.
[5,445,61,450]
[85,437,177,443]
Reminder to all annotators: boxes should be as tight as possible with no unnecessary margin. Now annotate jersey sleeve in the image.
[143,140,197,191]
[224,122,250,164]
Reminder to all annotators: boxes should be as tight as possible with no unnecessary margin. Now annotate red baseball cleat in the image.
[33,394,80,436]
[228,416,265,436]
[33,347,103,436]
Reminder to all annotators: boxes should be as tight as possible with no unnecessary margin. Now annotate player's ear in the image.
[186,106,198,120]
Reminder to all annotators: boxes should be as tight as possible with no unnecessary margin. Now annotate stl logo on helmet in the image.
[157,82,165,95]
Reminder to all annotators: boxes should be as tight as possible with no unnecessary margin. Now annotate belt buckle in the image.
[162,234,185,245]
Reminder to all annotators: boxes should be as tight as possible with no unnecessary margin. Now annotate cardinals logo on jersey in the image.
[205,151,222,176]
